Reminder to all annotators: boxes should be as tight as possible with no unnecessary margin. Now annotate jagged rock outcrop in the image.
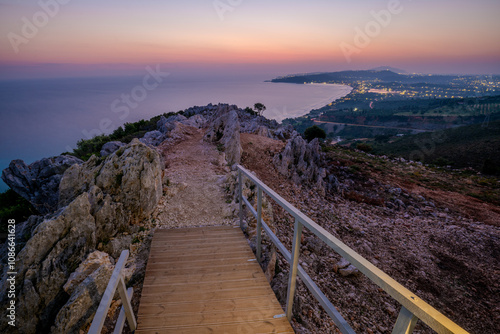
[273,131,326,195]
[100,141,125,157]
[59,139,162,222]
[273,124,295,140]
[181,114,207,128]
[204,106,242,165]
[0,139,163,334]
[0,193,96,334]
[157,114,188,133]
[173,103,292,141]
[1,155,83,214]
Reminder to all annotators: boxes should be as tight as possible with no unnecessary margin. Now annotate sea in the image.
[0,75,351,192]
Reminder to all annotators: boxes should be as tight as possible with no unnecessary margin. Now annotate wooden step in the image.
[136,226,294,333]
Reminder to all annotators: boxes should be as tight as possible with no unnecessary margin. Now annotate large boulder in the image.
[1,155,83,214]
[204,108,242,165]
[59,139,163,223]
[140,130,166,147]
[0,193,96,334]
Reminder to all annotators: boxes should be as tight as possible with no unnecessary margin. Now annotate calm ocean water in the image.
[0,75,351,192]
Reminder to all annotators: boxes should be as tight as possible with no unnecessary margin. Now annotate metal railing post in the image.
[286,217,303,321]
[238,169,243,230]
[113,287,134,334]
[88,250,133,334]
[256,187,262,262]
[116,276,137,331]
[392,306,418,334]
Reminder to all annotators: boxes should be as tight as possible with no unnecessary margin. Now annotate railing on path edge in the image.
[88,250,137,334]
[237,164,469,334]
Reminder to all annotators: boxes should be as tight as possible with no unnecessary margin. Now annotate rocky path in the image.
[153,128,235,228]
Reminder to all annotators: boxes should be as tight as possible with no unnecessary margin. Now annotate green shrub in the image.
[304,125,326,141]
[356,143,373,153]
[0,189,36,233]
[245,107,256,116]
[70,113,172,160]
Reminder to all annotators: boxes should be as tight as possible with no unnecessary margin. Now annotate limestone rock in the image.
[181,114,207,128]
[305,236,324,255]
[95,139,162,219]
[273,132,326,194]
[59,139,163,223]
[204,108,242,165]
[1,155,82,214]
[100,141,125,157]
[0,215,43,269]
[336,258,351,269]
[0,193,96,334]
[52,264,114,334]
[339,264,361,277]
[104,235,133,259]
[256,125,273,138]
[63,251,113,295]
[157,114,188,133]
[274,124,294,140]
[87,186,124,241]
[140,131,166,147]
[58,155,102,207]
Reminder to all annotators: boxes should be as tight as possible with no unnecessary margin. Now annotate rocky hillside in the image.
[235,132,499,334]
[1,103,498,333]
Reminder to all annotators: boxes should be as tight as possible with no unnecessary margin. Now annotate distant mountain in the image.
[271,70,458,85]
[370,66,407,74]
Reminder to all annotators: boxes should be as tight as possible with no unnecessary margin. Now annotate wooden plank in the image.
[141,277,268,293]
[137,307,287,328]
[147,244,251,256]
[150,240,248,250]
[145,257,255,270]
[143,269,264,285]
[140,285,278,303]
[151,236,247,244]
[137,296,281,315]
[146,253,251,264]
[137,226,294,333]
[135,319,295,334]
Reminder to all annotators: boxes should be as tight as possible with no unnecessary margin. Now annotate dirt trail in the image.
[154,129,235,228]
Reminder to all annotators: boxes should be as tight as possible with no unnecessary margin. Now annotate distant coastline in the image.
[0,76,352,192]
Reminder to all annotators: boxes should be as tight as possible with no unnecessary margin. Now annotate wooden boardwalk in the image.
[136,225,295,334]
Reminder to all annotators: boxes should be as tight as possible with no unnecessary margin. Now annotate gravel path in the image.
[154,129,236,229]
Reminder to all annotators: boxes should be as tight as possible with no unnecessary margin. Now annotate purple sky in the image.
[1,0,499,79]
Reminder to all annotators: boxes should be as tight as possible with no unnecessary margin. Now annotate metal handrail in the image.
[88,250,137,334]
[237,165,469,334]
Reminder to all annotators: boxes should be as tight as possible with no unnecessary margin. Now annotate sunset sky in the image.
[1,0,499,78]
